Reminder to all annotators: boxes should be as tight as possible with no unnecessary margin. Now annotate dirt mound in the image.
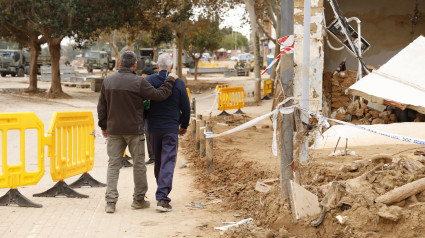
[182,114,425,237]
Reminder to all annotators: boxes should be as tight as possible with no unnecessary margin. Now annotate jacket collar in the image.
[118,67,136,74]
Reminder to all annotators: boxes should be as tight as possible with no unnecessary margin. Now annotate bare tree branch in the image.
[256,18,276,42]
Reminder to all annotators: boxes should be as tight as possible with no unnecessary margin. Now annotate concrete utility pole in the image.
[300,0,311,163]
[279,0,294,198]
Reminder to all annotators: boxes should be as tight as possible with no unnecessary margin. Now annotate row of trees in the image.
[0,0,278,100]
[0,0,224,97]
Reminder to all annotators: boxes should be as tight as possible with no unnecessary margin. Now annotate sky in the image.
[219,4,251,38]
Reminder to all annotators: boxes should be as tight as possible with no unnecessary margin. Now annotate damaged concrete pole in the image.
[195,114,202,150]
[200,120,207,158]
[191,98,196,116]
[375,177,425,205]
[279,0,294,198]
[191,117,196,141]
[206,126,214,174]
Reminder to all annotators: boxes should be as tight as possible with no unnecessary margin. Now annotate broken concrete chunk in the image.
[289,180,321,221]
[377,205,403,222]
[339,163,359,172]
[255,181,272,193]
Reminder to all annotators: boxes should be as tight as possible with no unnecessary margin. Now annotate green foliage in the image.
[220,30,248,51]
[184,17,221,59]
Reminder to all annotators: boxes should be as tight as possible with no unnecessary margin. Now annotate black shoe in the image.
[146,159,155,165]
[156,200,172,212]
[105,202,116,213]
[122,158,133,167]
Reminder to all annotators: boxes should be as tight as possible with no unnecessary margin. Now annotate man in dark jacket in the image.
[97,51,177,213]
[146,53,191,212]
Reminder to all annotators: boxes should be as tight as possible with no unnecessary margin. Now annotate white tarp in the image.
[349,35,425,113]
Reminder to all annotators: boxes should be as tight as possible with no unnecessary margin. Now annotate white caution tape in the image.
[204,97,295,148]
[214,218,253,231]
[301,108,425,146]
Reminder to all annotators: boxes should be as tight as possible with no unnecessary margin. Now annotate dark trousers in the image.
[149,132,178,203]
[144,122,154,160]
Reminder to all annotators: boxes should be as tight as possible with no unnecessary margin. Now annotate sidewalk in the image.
[0,78,231,237]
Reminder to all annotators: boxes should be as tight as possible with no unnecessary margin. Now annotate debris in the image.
[335,215,348,225]
[255,181,271,193]
[190,201,206,209]
[329,149,356,157]
[339,163,358,172]
[371,154,393,164]
[262,178,279,185]
[217,123,229,126]
[214,218,253,231]
[233,214,241,217]
[288,180,321,221]
[398,157,424,173]
[375,177,425,204]
[414,150,425,156]
[179,162,188,168]
[377,205,403,222]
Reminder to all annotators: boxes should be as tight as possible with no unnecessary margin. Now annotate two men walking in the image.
[97,51,178,213]
[97,51,189,213]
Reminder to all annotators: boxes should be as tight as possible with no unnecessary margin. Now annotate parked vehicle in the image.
[230,55,240,61]
[83,51,115,73]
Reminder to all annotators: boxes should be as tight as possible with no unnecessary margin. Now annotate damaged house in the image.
[288,0,425,124]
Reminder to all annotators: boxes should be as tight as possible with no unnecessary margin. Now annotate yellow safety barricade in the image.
[263,79,272,98]
[186,87,191,100]
[0,112,44,207]
[217,87,246,115]
[34,111,100,198]
[216,84,229,91]
[47,111,95,182]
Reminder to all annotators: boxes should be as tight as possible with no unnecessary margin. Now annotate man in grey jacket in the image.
[97,51,177,213]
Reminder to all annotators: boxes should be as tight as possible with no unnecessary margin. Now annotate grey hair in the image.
[120,51,137,68]
[157,53,173,69]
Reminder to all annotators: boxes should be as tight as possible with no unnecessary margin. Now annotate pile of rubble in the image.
[323,70,425,125]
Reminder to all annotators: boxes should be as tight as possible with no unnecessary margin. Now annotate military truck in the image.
[0,50,27,77]
[83,51,115,73]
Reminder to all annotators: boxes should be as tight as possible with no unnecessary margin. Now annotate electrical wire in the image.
[327,0,370,74]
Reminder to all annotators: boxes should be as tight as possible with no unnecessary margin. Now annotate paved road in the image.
[0,78,230,237]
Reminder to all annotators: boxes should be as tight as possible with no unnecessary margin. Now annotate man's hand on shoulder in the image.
[166,73,178,83]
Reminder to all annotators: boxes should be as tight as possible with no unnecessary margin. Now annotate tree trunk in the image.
[245,0,261,102]
[177,32,186,84]
[194,58,199,81]
[375,177,425,204]
[27,39,41,92]
[47,37,64,97]
[110,43,119,70]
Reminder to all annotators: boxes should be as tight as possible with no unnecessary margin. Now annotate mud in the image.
[182,113,425,238]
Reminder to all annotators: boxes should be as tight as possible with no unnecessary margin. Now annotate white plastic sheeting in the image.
[349,36,425,113]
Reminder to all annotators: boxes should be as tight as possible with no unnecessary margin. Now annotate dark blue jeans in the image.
[149,132,178,203]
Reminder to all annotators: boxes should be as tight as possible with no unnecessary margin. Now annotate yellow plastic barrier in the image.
[0,112,45,207]
[186,87,191,100]
[217,87,246,115]
[0,113,45,189]
[263,79,272,98]
[46,111,95,182]
[216,84,229,91]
